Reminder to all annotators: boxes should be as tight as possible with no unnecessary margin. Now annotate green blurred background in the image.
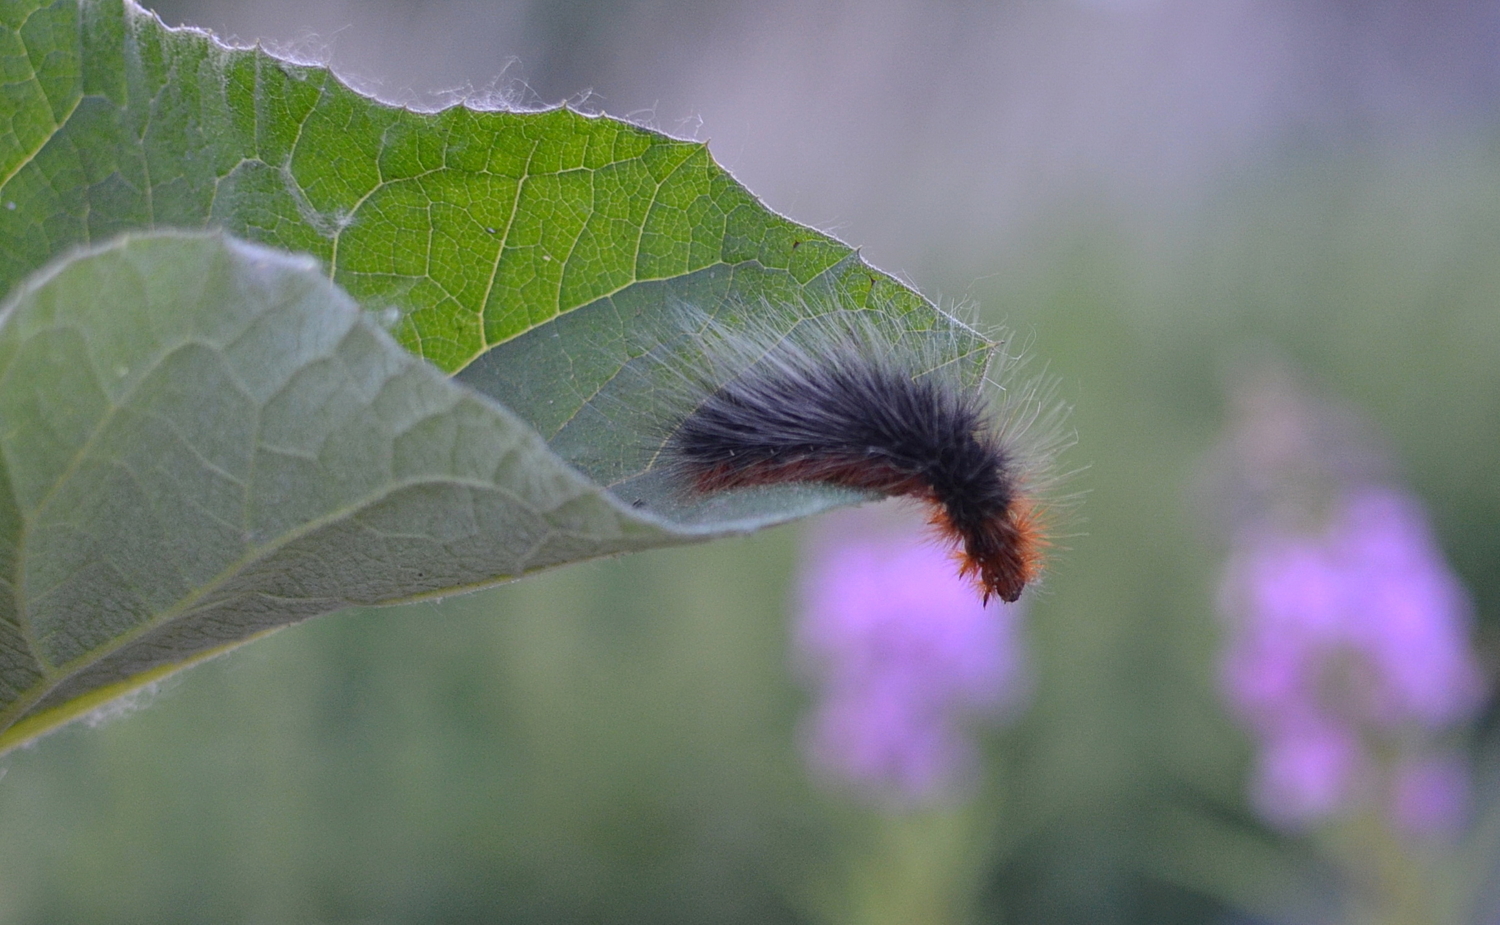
[3,1,1499,922]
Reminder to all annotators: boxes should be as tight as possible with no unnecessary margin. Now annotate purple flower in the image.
[1218,485,1485,832]
[1249,719,1369,831]
[795,525,1030,804]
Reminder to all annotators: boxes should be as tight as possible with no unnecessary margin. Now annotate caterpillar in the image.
[663,309,1068,603]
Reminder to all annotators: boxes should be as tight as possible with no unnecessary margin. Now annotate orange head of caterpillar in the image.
[931,494,1051,604]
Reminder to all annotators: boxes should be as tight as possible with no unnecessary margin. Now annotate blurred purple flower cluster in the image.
[1212,370,1486,837]
[794,526,1031,805]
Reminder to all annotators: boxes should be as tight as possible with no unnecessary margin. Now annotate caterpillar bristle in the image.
[662,306,1069,604]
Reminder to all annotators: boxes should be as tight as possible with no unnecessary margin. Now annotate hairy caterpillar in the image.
[663,308,1069,603]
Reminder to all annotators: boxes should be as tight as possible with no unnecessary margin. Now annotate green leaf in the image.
[0,1,992,745]
[0,0,938,372]
[0,230,779,750]
[0,0,985,496]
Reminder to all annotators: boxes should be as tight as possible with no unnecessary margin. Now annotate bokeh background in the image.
[3,1,1500,922]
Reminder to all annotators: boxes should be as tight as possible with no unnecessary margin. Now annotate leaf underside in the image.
[0,232,701,746]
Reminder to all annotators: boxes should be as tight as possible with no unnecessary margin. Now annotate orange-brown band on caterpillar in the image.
[687,456,1047,604]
